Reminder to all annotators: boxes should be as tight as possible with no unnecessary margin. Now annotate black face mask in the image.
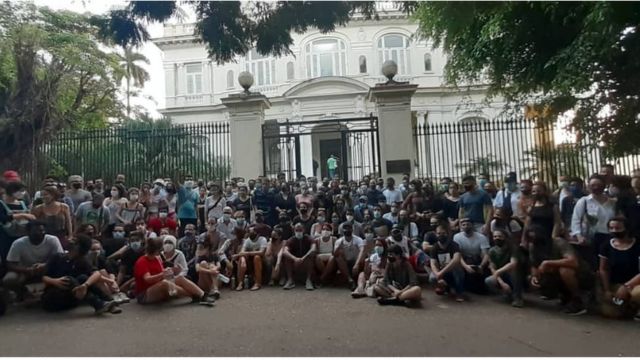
[392,233,402,241]
[72,183,82,189]
[495,239,506,247]
[437,235,448,244]
[343,230,353,237]
[611,231,626,238]
[300,208,308,214]
[463,185,473,191]
[387,256,397,263]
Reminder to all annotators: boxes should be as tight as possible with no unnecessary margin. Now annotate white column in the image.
[368,82,418,182]
[176,63,186,106]
[164,63,176,107]
[221,91,271,180]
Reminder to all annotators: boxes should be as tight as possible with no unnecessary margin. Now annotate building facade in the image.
[153,4,511,179]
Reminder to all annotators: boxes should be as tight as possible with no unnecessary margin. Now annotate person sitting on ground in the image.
[134,219,157,241]
[2,220,63,300]
[321,223,365,289]
[133,236,214,306]
[102,224,128,259]
[598,217,640,320]
[265,229,285,286]
[177,223,200,263]
[41,234,121,315]
[527,225,593,316]
[233,225,268,291]
[351,238,388,298]
[374,244,422,307]
[110,231,145,294]
[87,239,128,304]
[429,224,465,302]
[370,205,394,238]
[252,210,272,239]
[315,223,336,282]
[454,218,491,294]
[218,227,245,279]
[233,210,249,233]
[485,229,523,307]
[398,209,419,244]
[490,206,523,240]
[161,235,188,278]
[147,209,177,236]
[339,209,363,237]
[282,223,317,290]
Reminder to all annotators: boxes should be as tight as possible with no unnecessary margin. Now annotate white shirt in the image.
[383,212,398,224]
[382,188,403,205]
[453,231,490,260]
[493,189,522,217]
[242,236,268,252]
[334,235,364,261]
[570,195,616,236]
[7,235,63,267]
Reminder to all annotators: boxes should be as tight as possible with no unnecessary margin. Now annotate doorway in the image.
[319,138,342,178]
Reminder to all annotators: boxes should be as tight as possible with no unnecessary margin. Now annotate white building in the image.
[153,4,514,180]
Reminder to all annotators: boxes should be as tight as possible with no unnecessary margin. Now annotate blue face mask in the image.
[113,231,125,239]
[130,241,141,251]
[479,179,488,188]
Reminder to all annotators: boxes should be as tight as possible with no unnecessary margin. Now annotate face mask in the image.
[391,207,398,215]
[611,231,626,238]
[437,235,448,244]
[159,212,168,219]
[163,243,175,252]
[317,216,325,223]
[336,204,344,209]
[387,256,397,263]
[130,194,139,201]
[321,230,331,237]
[559,181,569,189]
[479,179,488,188]
[507,183,517,192]
[113,231,125,239]
[332,218,340,224]
[608,187,619,197]
[130,241,141,251]
[373,211,381,219]
[439,184,449,192]
[223,213,231,221]
[374,246,384,256]
[343,230,353,237]
[185,181,194,189]
[365,233,374,241]
[295,231,304,239]
[185,230,195,238]
[111,190,119,198]
[463,185,473,192]
[494,238,506,247]
[346,215,354,222]
[72,183,82,189]
[237,219,245,225]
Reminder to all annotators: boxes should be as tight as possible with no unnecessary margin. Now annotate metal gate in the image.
[262,115,380,181]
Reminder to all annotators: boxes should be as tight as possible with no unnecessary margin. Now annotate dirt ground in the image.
[0,286,638,356]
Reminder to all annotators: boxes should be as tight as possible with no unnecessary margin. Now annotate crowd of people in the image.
[0,165,639,321]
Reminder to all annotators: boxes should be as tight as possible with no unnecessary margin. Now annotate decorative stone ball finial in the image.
[381,60,398,83]
[238,71,254,93]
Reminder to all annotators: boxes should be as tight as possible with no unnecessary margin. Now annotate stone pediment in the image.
[283,77,370,98]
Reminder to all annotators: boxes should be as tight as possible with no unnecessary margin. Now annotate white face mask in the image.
[130,194,139,201]
[111,190,118,198]
[163,243,174,253]
[346,215,354,222]
[159,212,168,219]
[321,230,331,237]
[295,231,304,239]
[365,233,374,241]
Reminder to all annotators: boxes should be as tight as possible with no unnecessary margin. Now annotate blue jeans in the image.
[430,267,465,295]
[328,168,336,179]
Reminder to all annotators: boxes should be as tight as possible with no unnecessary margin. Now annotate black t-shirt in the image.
[286,235,313,258]
[102,237,127,258]
[121,248,144,275]
[274,223,293,241]
[599,239,640,284]
[429,240,460,268]
[232,197,252,219]
[292,216,315,235]
[46,253,93,279]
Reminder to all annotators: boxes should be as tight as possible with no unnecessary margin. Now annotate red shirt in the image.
[147,217,178,235]
[134,255,164,295]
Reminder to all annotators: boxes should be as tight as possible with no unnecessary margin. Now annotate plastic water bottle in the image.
[230,276,236,289]
[218,274,230,284]
[244,275,250,289]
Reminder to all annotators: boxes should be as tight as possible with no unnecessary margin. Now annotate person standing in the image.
[66,175,92,212]
[327,155,338,179]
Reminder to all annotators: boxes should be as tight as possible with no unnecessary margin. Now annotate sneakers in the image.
[210,290,221,300]
[305,279,314,291]
[511,298,524,308]
[95,300,117,315]
[283,281,295,290]
[564,300,587,316]
[279,277,286,287]
[377,297,402,306]
[113,292,130,305]
[109,305,123,314]
[196,295,215,307]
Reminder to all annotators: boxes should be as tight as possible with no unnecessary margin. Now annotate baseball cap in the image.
[3,170,20,182]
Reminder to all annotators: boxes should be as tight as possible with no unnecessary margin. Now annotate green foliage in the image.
[0,1,125,172]
[520,144,590,182]
[455,154,509,177]
[40,115,231,187]
[116,46,150,118]
[413,2,640,157]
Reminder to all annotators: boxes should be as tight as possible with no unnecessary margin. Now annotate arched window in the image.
[424,53,432,72]
[305,38,347,78]
[286,61,295,81]
[226,70,234,89]
[359,55,367,74]
[245,49,276,86]
[458,117,488,163]
[377,34,411,75]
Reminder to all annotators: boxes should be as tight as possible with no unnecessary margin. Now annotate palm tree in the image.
[117,46,150,118]
[456,154,509,178]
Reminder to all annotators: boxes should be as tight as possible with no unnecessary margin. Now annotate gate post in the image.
[221,72,271,181]
[368,61,418,182]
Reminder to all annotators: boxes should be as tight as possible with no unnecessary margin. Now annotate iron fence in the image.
[413,116,640,187]
[27,121,231,190]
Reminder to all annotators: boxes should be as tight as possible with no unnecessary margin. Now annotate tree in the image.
[116,46,150,118]
[412,2,640,157]
[520,144,590,182]
[0,2,125,173]
[456,154,509,178]
[92,1,417,63]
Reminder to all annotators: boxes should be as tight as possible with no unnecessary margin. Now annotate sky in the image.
[32,0,179,118]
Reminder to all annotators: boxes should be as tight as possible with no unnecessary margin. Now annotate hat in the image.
[3,170,20,182]
[163,235,177,247]
[153,178,166,187]
[359,195,367,201]
[68,175,83,183]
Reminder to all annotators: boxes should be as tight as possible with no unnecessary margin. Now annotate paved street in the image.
[1,286,638,356]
